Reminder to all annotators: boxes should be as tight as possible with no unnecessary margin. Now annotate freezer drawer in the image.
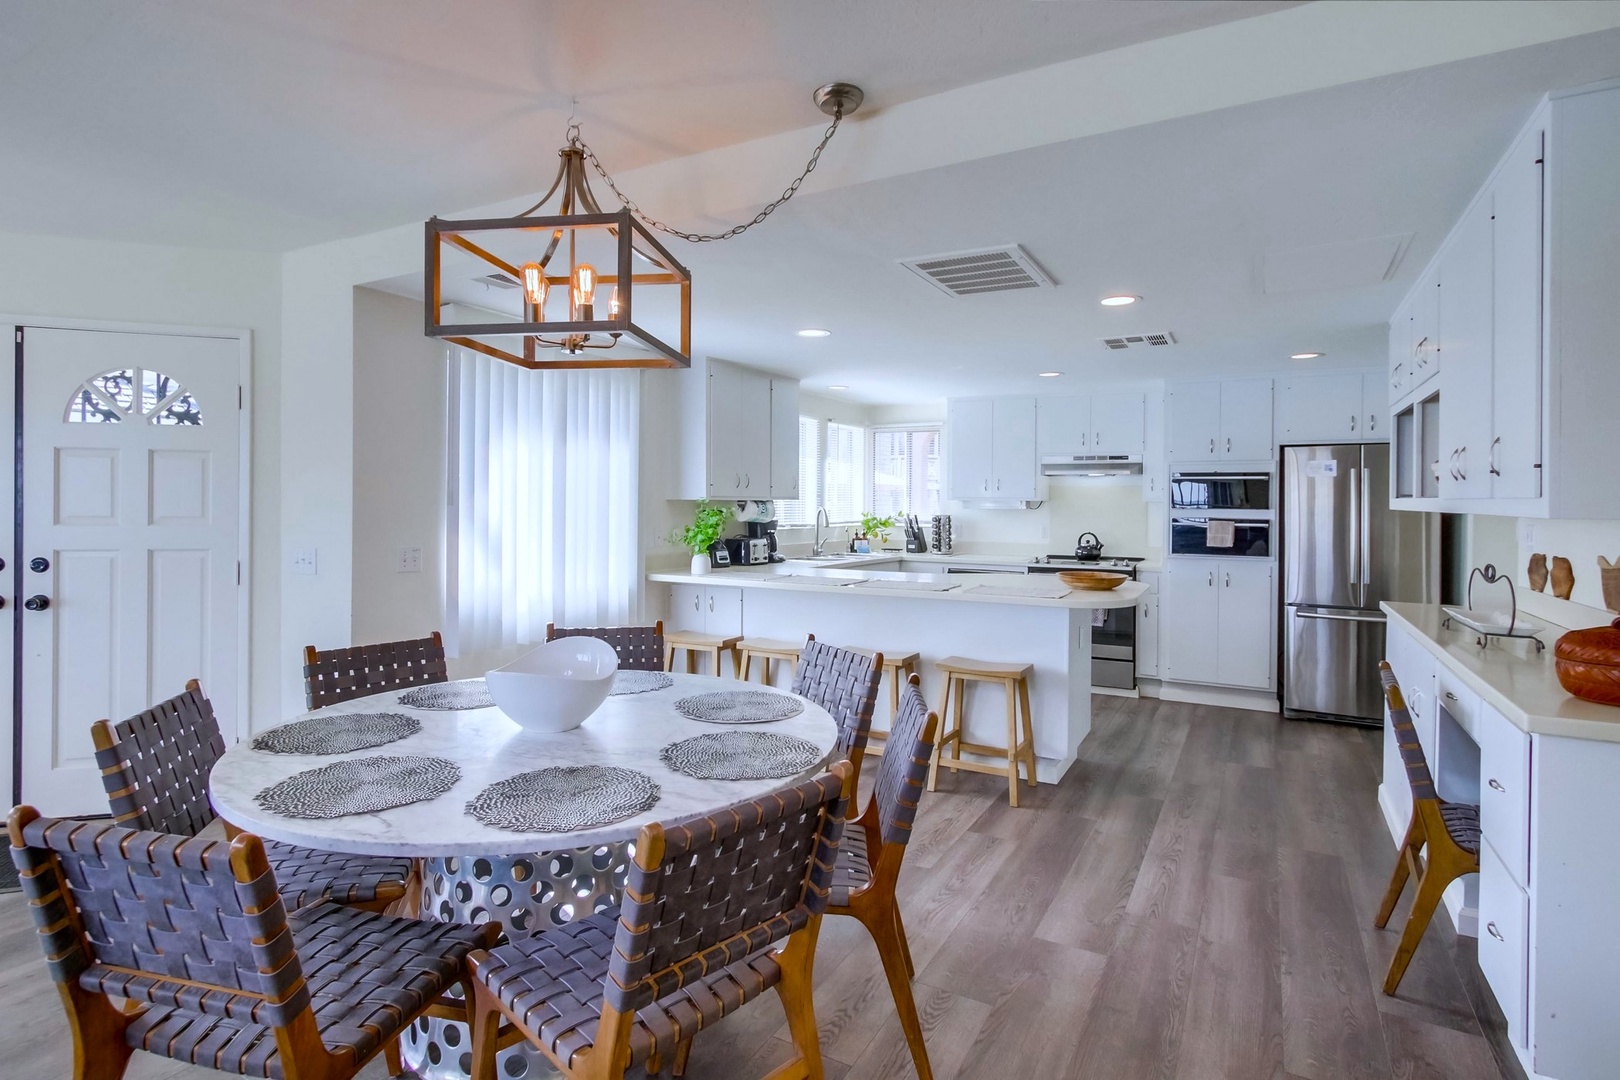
[1283,606,1386,722]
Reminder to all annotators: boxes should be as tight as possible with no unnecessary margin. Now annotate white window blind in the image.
[822,421,865,523]
[870,426,942,520]
[776,416,819,526]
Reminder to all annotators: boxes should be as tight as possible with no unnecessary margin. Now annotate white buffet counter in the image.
[648,561,1146,782]
[1380,602,1620,1080]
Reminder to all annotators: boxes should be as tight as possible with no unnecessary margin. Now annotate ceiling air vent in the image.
[477,272,521,289]
[899,245,1053,297]
[1102,332,1177,350]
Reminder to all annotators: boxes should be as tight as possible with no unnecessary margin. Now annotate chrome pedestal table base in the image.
[402,842,634,1079]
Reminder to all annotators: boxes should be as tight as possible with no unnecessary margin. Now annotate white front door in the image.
[19,326,242,815]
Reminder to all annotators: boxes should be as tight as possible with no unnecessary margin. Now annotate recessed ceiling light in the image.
[797,328,831,338]
[827,384,849,390]
[1099,294,1139,307]
[1038,371,1063,378]
[1290,352,1324,360]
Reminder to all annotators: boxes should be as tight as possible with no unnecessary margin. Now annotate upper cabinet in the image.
[1390,84,1620,518]
[680,357,800,501]
[1036,393,1146,458]
[1276,372,1389,443]
[946,395,1040,502]
[1167,378,1274,462]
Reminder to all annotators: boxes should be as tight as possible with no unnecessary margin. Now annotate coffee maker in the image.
[745,519,785,563]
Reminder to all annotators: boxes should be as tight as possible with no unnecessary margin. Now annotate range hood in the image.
[1040,454,1143,477]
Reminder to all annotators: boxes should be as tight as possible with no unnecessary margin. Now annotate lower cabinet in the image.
[1477,839,1529,1050]
[1136,572,1160,679]
[669,584,743,638]
[1161,560,1274,690]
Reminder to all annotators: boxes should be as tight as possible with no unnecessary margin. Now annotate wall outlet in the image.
[291,547,318,576]
[1039,524,1049,542]
[396,546,423,574]
[1519,520,1536,548]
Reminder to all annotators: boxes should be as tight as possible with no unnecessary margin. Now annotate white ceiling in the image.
[0,0,1293,250]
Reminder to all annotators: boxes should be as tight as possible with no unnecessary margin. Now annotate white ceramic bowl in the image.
[485,637,619,732]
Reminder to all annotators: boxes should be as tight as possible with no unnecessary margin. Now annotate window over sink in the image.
[870,425,941,521]
[778,416,867,526]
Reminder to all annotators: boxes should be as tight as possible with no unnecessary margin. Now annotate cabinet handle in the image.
[1209,438,1215,455]
[1207,571,1214,587]
[1458,447,1466,481]
[1226,437,1232,454]
[1370,413,1377,432]
[1488,778,1506,793]
[996,479,1001,491]
[1225,572,1231,587]
[1443,690,1458,702]
[744,473,750,488]
[1486,922,1505,942]
[1489,436,1501,477]
[1350,413,1357,432]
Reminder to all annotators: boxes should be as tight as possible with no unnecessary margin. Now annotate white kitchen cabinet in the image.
[1489,120,1544,501]
[1477,840,1529,1049]
[1409,264,1441,391]
[1142,389,1167,502]
[1438,195,1494,499]
[1160,559,1272,689]
[947,395,1039,501]
[1388,294,1413,400]
[669,583,743,638]
[1362,372,1386,440]
[769,376,799,500]
[1275,371,1387,443]
[1035,395,1089,457]
[1035,393,1145,458]
[1167,379,1273,462]
[1135,571,1160,679]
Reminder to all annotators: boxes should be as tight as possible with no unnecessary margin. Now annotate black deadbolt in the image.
[29,557,49,573]
[23,595,49,611]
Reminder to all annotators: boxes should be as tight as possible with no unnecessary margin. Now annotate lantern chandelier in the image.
[425,82,864,369]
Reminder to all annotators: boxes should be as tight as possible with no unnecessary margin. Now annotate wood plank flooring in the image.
[0,695,1522,1080]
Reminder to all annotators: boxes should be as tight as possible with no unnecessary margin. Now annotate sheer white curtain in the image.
[445,348,640,657]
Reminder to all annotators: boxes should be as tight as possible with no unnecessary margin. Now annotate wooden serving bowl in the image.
[1058,570,1128,591]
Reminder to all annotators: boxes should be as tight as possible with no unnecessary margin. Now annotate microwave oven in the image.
[1169,471,1271,513]
[1170,515,1272,558]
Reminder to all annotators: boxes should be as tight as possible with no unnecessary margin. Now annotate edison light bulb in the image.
[520,263,547,309]
[608,285,621,319]
[572,263,597,319]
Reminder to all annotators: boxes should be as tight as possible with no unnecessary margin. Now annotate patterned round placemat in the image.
[609,670,674,695]
[465,766,661,833]
[252,712,420,755]
[254,755,460,819]
[674,689,805,724]
[661,732,823,780]
[399,679,494,710]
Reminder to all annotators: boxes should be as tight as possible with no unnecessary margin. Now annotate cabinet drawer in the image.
[1434,668,1480,737]
[1478,703,1531,889]
[1477,839,1529,1050]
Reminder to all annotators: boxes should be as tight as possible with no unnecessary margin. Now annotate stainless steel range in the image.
[1027,554,1142,689]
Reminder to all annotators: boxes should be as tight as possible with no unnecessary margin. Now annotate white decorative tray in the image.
[1441,606,1544,640]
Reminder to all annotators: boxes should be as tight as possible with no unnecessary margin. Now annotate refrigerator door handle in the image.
[1291,608,1387,624]
[1347,465,1360,594]
[1360,465,1373,609]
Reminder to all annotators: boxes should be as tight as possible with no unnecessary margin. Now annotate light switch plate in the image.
[396,546,423,573]
[291,547,318,575]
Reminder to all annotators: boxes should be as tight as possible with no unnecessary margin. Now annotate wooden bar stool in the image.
[662,630,742,676]
[733,637,804,684]
[852,648,921,759]
[928,656,1037,807]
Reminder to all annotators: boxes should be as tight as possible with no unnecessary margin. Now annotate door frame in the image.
[0,314,253,807]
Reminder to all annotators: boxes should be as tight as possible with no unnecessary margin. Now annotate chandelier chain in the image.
[571,105,844,243]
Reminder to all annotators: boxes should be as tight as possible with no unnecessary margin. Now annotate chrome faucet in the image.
[813,506,831,556]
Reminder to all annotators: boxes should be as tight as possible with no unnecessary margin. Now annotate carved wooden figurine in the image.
[1552,556,1575,600]
[1528,553,1549,593]
[1599,556,1620,613]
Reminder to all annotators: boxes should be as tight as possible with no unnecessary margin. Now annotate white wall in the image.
[1476,514,1620,621]
[350,287,447,650]
[0,229,284,732]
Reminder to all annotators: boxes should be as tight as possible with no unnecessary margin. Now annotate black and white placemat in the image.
[465,766,661,832]
[398,679,495,711]
[609,670,674,695]
[661,732,823,781]
[254,755,460,819]
[674,689,805,724]
[252,712,420,755]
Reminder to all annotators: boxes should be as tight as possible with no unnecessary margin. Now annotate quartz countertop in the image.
[1382,601,1620,743]
[650,561,1145,609]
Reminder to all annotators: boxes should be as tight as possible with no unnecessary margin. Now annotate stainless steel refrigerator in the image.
[1282,444,1427,724]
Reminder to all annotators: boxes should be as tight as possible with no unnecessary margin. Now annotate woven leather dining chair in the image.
[673,673,941,1080]
[303,631,448,710]
[465,762,853,1080]
[8,806,497,1080]
[546,621,665,672]
[1374,660,1482,995]
[92,680,414,914]
[794,634,883,785]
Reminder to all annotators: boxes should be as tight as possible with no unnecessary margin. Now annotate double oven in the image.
[1169,471,1273,558]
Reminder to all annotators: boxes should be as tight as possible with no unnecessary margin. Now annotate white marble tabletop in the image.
[209,674,840,858]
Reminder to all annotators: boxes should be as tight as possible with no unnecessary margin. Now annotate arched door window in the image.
[65,368,203,426]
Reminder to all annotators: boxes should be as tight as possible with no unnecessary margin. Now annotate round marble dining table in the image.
[209,672,839,1080]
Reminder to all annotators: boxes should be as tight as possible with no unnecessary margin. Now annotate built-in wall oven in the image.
[1170,471,1272,512]
[1169,470,1274,558]
[1169,516,1273,557]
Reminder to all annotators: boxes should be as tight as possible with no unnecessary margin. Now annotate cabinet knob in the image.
[29,557,49,574]
[1486,922,1505,942]
[1488,777,1506,793]
[24,594,49,611]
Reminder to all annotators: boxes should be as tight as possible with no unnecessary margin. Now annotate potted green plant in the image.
[860,512,898,549]
[672,500,732,575]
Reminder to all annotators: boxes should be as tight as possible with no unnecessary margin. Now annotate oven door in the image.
[1170,472,1272,512]
[1090,602,1136,689]
[1170,516,1272,558]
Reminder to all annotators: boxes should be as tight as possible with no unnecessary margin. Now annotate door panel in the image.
[1220,380,1274,460]
[1162,564,1219,683]
[1217,561,1274,690]
[1285,606,1386,720]
[1035,395,1089,458]
[946,399,993,498]
[991,396,1037,499]
[1090,392,1145,456]
[20,326,241,815]
[1438,196,1494,498]
[1491,123,1543,500]
[1168,383,1221,461]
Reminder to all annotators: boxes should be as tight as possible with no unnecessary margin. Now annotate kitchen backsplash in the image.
[947,476,1160,557]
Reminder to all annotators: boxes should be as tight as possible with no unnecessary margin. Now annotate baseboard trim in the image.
[1151,681,1280,713]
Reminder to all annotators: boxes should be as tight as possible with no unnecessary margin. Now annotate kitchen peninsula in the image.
[648,556,1146,781]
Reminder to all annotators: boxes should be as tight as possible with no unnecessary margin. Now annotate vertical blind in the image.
[445,348,640,657]
[870,426,942,520]
[776,416,819,526]
[823,421,864,523]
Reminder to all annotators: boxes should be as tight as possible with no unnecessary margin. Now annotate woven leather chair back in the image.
[792,638,880,775]
[603,768,848,1014]
[1379,663,1437,802]
[92,683,224,836]
[546,622,665,672]
[303,632,448,709]
[872,677,939,847]
[8,814,311,1027]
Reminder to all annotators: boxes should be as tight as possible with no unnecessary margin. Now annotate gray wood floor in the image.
[1,695,1522,1080]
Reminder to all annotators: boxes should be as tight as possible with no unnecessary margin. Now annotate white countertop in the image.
[650,560,1145,609]
[1382,601,1620,743]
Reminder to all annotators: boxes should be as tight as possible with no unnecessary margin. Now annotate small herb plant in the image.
[673,500,733,554]
[859,512,898,545]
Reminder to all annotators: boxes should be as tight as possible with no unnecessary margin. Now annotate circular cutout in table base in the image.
[661,731,823,780]
[674,689,805,724]
[465,765,661,833]
[252,712,420,755]
[254,755,460,819]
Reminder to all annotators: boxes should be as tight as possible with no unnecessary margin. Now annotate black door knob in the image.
[29,557,49,573]
[24,595,49,611]
[0,557,7,571]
